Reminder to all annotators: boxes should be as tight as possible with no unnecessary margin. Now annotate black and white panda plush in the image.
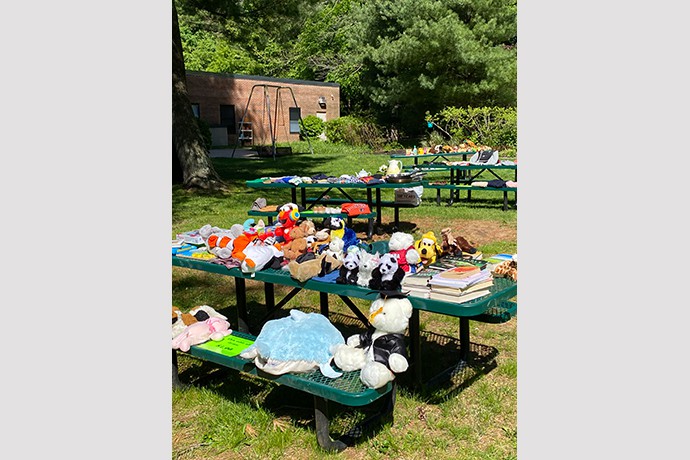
[368,253,405,291]
[336,249,360,285]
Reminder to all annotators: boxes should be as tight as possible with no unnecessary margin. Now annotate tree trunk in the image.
[172,2,225,190]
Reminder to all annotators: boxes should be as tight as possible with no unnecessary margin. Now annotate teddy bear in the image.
[388,231,422,273]
[356,250,380,288]
[336,247,360,285]
[413,231,443,266]
[333,294,413,389]
[281,226,309,262]
[368,253,406,292]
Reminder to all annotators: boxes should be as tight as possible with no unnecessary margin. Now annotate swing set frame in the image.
[232,84,314,159]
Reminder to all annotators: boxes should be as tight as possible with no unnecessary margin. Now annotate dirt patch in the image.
[360,217,516,247]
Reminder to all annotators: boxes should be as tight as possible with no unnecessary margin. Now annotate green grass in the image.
[172,140,517,459]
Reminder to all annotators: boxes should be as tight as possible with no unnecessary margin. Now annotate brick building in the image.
[186,71,340,147]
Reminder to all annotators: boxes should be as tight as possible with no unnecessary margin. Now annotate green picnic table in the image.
[172,253,517,389]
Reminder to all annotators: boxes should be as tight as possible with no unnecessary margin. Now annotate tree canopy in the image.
[175,0,516,136]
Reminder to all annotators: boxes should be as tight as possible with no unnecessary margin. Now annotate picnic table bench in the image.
[247,209,378,239]
[245,178,423,231]
[173,330,395,452]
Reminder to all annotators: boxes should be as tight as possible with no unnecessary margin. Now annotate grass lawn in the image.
[172,140,517,459]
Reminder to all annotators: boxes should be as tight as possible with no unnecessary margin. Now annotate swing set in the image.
[232,84,314,159]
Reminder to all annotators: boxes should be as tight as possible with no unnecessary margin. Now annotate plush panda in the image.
[368,253,405,292]
[336,248,360,285]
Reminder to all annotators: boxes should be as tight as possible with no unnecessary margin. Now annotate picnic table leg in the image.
[393,207,400,231]
[300,187,306,208]
[314,396,348,452]
[375,189,383,229]
[459,317,470,361]
[436,188,441,206]
[409,309,422,388]
[320,292,329,317]
[264,283,275,311]
[503,191,508,211]
[172,350,183,389]
[292,187,298,205]
[235,277,248,330]
[367,217,374,240]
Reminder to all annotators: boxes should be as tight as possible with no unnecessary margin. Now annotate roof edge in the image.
[186,70,340,88]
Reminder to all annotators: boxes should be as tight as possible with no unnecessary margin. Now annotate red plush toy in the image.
[274,202,301,244]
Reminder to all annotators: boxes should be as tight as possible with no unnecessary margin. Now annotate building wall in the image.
[186,71,340,146]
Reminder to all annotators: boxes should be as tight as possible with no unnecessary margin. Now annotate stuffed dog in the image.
[414,231,443,266]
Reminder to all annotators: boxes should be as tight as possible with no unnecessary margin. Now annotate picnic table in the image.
[245,178,424,231]
[390,150,476,166]
[172,252,517,389]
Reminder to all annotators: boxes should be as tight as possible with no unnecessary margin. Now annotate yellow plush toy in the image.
[414,231,443,266]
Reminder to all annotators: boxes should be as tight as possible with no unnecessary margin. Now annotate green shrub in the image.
[427,106,517,150]
[324,115,395,150]
[195,117,212,150]
[299,115,325,140]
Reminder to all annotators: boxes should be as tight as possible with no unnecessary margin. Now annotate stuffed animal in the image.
[171,316,232,352]
[172,306,196,338]
[414,231,443,266]
[274,202,301,243]
[281,226,309,262]
[388,232,422,273]
[369,253,405,292]
[240,309,344,378]
[336,248,360,285]
[440,227,477,256]
[321,216,345,241]
[322,237,345,261]
[198,224,244,259]
[333,294,413,389]
[491,255,517,282]
[356,251,380,287]
[288,252,343,282]
[232,235,284,275]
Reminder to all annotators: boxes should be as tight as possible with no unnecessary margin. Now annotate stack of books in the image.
[428,263,494,303]
[401,266,445,299]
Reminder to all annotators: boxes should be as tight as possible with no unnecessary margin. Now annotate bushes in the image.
[426,106,517,150]
[324,115,399,150]
[299,115,325,140]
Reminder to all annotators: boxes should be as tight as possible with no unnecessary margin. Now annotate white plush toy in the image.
[387,232,422,273]
[323,236,345,261]
[356,251,380,287]
[333,294,413,389]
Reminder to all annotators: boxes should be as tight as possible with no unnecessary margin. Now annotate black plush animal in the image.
[368,253,405,291]
[336,250,360,285]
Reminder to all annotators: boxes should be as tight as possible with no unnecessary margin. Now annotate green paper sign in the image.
[194,334,255,357]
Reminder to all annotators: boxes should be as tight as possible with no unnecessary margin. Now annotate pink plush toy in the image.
[171,317,232,352]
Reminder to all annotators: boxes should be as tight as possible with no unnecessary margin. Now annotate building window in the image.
[289,107,301,134]
[191,103,200,118]
[220,105,236,134]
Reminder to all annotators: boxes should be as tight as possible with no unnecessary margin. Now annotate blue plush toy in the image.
[239,310,345,378]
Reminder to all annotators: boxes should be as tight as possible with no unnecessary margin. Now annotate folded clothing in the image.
[471,181,488,187]
[506,181,518,188]
[487,179,507,188]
